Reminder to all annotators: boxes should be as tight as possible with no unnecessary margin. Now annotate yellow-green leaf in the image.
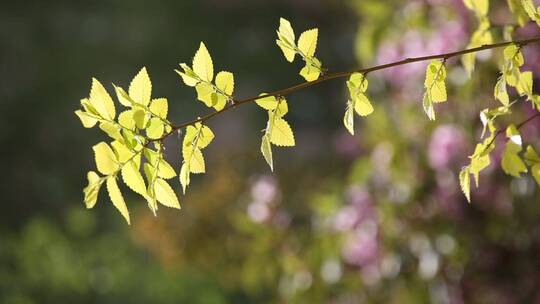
[75,110,99,128]
[83,171,102,209]
[90,78,116,120]
[256,94,279,110]
[344,100,355,135]
[216,71,234,96]
[494,77,509,106]
[261,134,273,171]
[297,28,318,58]
[517,71,533,97]
[501,125,527,177]
[195,82,214,107]
[353,94,374,117]
[157,159,176,179]
[118,110,136,130]
[93,142,118,175]
[189,148,205,173]
[459,167,471,203]
[129,67,152,106]
[179,163,190,194]
[111,141,136,163]
[99,121,122,140]
[175,63,199,87]
[106,177,130,224]
[146,117,165,139]
[276,18,296,62]
[193,42,214,82]
[114,85,132,107]
[197,124,214,149]
[149,98,168,119]
[270,118,295,147]
[121,159,147,197]
[155,178,181,209]
[300,62,321,82]
[278,18,295,46]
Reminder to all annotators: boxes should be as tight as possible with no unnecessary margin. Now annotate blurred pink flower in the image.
[428,124,466,170]
[342,229,379,267]
[250,175,278,204]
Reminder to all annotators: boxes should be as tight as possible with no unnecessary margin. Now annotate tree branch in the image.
[152,36,540,142]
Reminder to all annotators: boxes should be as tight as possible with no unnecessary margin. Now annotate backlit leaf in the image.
[129,67,152,106]
[93,142,118,175]
[298,28,318,58]
[155,178,181,209]
[193,42,214,82]
[106,177,130,224]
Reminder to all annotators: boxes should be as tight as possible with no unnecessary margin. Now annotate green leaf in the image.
[275,99,289,118]
[215,71,234,96]
[133,108,149,129]
[99,121,122,140]
[344,100,355,135]
[459,166,471,203]
[157,159,177,179]
[111,141,137,164]
[193,42,214,82]
[106,177,130,224]
[494,77,509,106]
[75,110,99,128]
[114,85,133,107]
[256,94,279,110]
[353,94,374,117]
[89,78,116,120]
[129,67,152,106]
[270,118,295,147]
[188,148,205,173]
[197,124,215,149]
[276,18,296,62]
[149,98,168,119]
[195,82,215,107]
[422,60,447,120]
[524,145,540,164]
[146,117,165,139]
[503,44,524,67]
[118,110,136,130]
[83,171,103,209]
[521,0,540,26]
[501,125,527,177]
[347,73,368,93]
[261,134,273,171]
[93,142,119,175]
[297,28,318,58]
[300,62,321,82]
[516,71,533,97]
[179,163,190,194]
[423,93,435,121]
[155,178,181,209]
[424,60,447,102]
[470,141,493,187]
[175,63,199,87]
[121,159,148,197]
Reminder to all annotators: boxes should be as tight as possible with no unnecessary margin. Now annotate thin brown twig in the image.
[486,111,540,150]
[150,36,540,143]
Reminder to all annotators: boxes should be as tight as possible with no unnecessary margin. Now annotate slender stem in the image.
[487,111,540,150]
[151,36,540,142]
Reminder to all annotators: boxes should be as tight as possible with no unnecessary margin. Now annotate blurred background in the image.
[2,0,540,303]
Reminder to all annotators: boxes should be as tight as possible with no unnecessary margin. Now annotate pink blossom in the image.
[428,124,466,170]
